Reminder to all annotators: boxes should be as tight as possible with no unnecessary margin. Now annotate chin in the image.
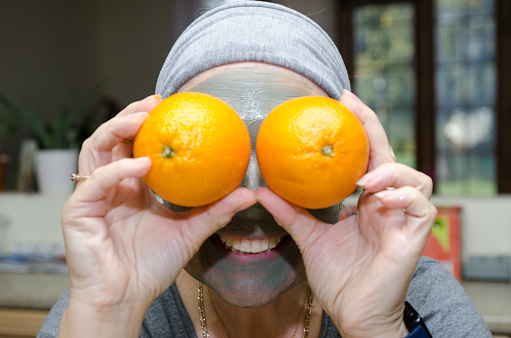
[184,234,307,308]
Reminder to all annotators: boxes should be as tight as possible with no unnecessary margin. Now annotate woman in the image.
[39,2,491,337]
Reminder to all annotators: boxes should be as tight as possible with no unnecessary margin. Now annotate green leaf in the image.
[20,98,52,149]
[49,89,71,148]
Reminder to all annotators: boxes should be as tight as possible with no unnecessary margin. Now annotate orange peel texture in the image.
[133,92,251,207]
[256,96,369,209]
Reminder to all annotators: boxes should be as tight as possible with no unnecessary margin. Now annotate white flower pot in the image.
[35,149,78,195]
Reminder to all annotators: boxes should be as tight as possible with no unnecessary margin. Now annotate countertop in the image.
[0,272,509,334]
[464,281,511,334]
[0,272,69,309]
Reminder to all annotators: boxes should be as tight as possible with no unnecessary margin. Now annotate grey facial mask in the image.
[186,67,317,190]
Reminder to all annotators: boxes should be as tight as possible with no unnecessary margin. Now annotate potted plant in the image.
[0,81,105,194]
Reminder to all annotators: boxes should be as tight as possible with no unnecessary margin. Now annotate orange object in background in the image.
[422,207,462,281]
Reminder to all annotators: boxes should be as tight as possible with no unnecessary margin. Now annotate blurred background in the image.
[0,0,510,336]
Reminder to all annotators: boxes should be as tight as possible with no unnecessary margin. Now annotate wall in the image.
[431,196,511,259]
[94,1,176,107]
[0,0,175,178]
[0,1,101,118]
[0,0,175,108]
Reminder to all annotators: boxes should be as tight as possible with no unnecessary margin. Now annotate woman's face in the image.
[172,62,341,307]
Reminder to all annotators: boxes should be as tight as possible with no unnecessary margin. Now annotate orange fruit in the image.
[133,92,251,207]
[256,96,369,209]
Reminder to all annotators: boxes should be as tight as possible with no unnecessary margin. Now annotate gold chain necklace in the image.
[198,281,313,338]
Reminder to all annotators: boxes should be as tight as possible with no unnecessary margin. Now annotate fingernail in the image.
[132,112,148,119]
[375,189,403,201]
[389,145,397,161]
[342,89,364,104]
[135,156,151,164]
[356,171,375,187]
[374,190,392,199]
[356,178,367,187]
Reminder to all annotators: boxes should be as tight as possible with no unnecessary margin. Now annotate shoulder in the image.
[140,284,196,337]
[406,257,492,338]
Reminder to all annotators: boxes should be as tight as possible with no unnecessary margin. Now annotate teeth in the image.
[219,235,283,254]
[240,240,250,252]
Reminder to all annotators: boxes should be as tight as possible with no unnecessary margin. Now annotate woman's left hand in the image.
[256,90,436,338]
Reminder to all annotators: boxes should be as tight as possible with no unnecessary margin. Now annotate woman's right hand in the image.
[59,95,257,337]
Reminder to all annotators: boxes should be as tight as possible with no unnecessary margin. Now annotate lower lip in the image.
[210,234,292,262]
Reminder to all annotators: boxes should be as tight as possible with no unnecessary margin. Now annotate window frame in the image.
[338,0,511,194]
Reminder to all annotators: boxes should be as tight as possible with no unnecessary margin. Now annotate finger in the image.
[78,95,162,173]
[374,186,437,239]
[70,157,152,218]
[182,188,258,245]
[94,96,160,158]
[255,187,334,249]
[80,112,148,170]
[110,96,160,158]
[357,163,433,198]
[340,90,395,170]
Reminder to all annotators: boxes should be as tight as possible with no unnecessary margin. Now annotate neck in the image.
[176,270,322,338]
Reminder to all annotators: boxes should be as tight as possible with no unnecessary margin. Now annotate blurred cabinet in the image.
[0,308,48,337]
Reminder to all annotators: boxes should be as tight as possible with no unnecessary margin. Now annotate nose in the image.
[240,152,266,190]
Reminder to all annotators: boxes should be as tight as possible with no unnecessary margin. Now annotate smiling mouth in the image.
[218,235,286,254]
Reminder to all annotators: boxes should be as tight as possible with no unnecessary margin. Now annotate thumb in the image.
[255,187,326,250]
[184,187,258,243]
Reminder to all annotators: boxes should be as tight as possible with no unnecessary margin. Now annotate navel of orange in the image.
[256,96,369,209]
[133,92,251,207]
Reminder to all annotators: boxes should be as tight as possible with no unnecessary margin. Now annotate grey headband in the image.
[156,1,350,100]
